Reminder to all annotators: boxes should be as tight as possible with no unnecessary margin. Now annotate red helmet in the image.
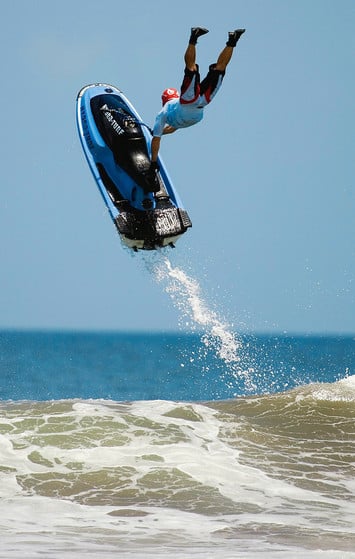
[161,87,180,106]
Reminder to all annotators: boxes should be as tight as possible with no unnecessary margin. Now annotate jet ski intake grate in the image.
[115,206,191,244]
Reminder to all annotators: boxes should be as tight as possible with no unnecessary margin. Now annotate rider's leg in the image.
[184,27,209,71]
[215,29,245,71]
[184,44,197,72]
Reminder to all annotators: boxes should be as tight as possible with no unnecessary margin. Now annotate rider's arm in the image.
[151,126,177,162]
[162,125,177,135]
[151,136,161,163]
[151,110,176,162]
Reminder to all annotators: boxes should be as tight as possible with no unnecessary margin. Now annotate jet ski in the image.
[76,83,192,250]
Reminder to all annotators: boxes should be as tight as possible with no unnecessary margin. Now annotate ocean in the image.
[1,257,354,558]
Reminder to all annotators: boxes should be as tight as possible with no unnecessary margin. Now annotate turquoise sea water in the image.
[0,330,353,402]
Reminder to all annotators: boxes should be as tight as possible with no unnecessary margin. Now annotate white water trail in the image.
[144,254,255,389]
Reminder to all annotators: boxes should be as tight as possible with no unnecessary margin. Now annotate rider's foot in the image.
[189,27,209,45]
[226,29,245,47]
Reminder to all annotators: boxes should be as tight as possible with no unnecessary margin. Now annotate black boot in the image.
[189,27,209,45]
[226,29,245,47]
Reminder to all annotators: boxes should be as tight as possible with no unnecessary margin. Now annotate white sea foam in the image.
[1,398,355,558]
[304,374,355,402]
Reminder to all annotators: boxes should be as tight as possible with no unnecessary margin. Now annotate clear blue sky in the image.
[1,0,354,334]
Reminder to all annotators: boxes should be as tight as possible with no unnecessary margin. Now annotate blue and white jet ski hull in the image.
[76,84,192,250]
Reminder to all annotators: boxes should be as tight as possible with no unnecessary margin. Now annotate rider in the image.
[147,27,245,182]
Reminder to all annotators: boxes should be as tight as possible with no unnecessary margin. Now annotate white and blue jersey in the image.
[153,100,204,137]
